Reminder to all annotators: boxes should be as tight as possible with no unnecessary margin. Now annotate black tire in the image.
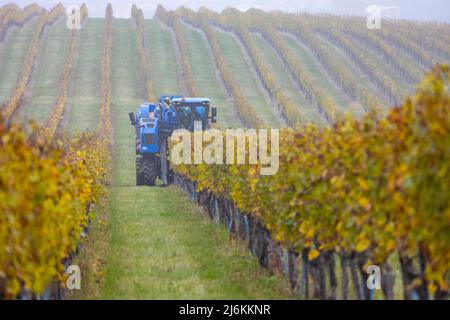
[136,157,144,186]
[143,158,157,186]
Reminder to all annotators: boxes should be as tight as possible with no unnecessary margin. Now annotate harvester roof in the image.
[172,98,210,105]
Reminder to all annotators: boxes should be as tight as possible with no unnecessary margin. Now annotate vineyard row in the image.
[1,4,65,119]
[0,5,114,298]
[172,65,450,299]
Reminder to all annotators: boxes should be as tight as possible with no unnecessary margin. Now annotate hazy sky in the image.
[2,0,450,22]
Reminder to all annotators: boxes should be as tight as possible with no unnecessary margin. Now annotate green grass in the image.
[16,17,70,124]
[0,18,37,105]
[101,18,292,299]
[179,23,242,128]
[111,19,143,107]
[280,34,353,113]
[144,20,183,97]
[250,33,323,124]
[65,18,104,132]
[213,28,282,128]
[103,183,292,299]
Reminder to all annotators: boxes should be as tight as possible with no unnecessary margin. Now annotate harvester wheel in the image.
[143,158,157,186]
[136,157,144,186]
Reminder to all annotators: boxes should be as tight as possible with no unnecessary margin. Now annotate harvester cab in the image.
[171,97,216,131]
[129,96,217,187]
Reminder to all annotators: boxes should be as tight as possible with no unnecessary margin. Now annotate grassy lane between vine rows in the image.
[178,22,242,128]
[65,18,104,132]
[0,17,37,105]
[250,32,323,124]
[277,33,353,113]
[100,18,292,299]
[144,20,182,97]
[212,27,282,128]
[15,16,69,125]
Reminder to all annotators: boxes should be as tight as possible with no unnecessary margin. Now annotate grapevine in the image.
[172,65,450,297]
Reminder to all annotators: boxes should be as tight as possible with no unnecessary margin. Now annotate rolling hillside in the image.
[0,3,449,300]
[2,4,446,129]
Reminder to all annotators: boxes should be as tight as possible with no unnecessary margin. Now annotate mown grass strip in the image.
[132,5,156,101]
[66,18,104,133]
[213,28,281,128]
[249,33,320,122]
[144,19,183,96]
[179,21,243,128]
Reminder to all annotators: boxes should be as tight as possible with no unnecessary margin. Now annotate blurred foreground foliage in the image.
[0,118,111,298]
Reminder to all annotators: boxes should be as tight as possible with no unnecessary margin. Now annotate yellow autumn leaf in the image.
[358,197,371,210]
[427,283,437,294]
[357,178,368,191]
[308,249,320,261]
[355,238,370,252]
[387,239,396,251]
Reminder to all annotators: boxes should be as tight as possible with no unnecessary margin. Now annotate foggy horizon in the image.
[1,0,450,23]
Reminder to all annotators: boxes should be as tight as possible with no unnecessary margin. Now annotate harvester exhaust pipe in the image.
[128,112,136,126]
[210,107,217,123]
